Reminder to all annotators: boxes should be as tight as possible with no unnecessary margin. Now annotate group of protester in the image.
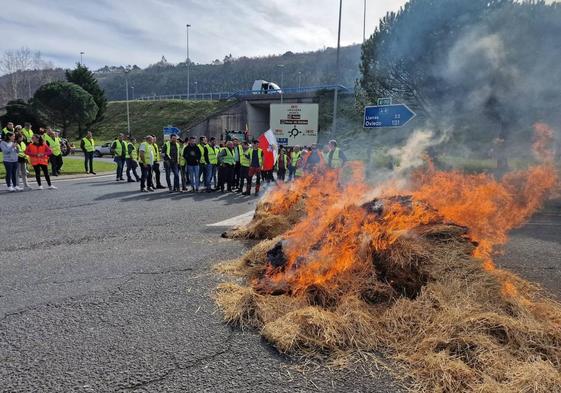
[106,133,346,194]
[2,120,346,194]
[1,122,62,191]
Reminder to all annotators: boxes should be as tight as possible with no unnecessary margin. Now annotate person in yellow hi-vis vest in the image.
[151,134,165,189]
[163,134,181,192]
[81,131,96,174]
[179,138,188,191]
[43,128,63,176]
[243,139,263,196]
[125,136,141,182]
[139,135,155,192]
[326,139,347,169]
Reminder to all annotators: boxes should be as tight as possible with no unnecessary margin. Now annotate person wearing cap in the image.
[111,133,127,181]
[183,136,201,192]
[21,122,34,143]
[243,139,263,196]
[163,134,181,192]
[139,135,155,192]
[81,131,96,174]
[44,127,63,176]
[288,145,301,181]
[303,143,325,173]
[327,139,346,169]
[125,136,141,182]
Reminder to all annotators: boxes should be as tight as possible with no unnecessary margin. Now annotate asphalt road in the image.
[0,176,401,393]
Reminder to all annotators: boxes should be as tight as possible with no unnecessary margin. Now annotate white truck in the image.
[252,80,282,94]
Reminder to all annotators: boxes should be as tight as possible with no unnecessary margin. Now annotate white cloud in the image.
[0,0,406,70]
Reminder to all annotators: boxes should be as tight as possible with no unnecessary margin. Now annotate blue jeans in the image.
[165,161,180,190]
[140,164,153,190]
[204,163,213,189]
[4,161,17,187]
[114,156,125,179]
[211,164,218,188]
[186,165,200,190]
[288,165,297,180]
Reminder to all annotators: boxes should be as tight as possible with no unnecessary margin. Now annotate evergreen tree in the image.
[65,63,107,122]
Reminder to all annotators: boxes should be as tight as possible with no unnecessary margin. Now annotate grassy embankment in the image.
[0,154,116,179]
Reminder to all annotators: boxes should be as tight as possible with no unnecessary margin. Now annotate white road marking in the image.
[207,211,254,227]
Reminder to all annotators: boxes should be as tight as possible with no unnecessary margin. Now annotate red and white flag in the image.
[258,129,278,171]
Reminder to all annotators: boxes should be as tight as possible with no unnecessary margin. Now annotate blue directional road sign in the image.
[363,104,416,128]
[163,125,181,140]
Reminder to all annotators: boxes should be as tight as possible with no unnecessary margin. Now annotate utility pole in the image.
[125,67,131,136]
[363,0,367,43]
[186,24,191,100]
[278,64,285,104]
[80,51,84,65]
[331,0,343,137]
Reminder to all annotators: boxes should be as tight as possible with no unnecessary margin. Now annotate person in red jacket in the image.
[25,135,56,190]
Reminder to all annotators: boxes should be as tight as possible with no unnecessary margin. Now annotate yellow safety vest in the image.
[164,141,180,163]
[197,144,207,164]
[207,144,218,165]
[18,141,27,158]
[22,128,34,142]
[290,151,301,166]
[44,134,62,156]
[140,142,154,164]
[113,140,126,156]
[179,145,186,166]
[248,148,263,168]
[82,137,95,152]
[220,147,235,165]
[328,147,342,168]
[240,148,250,167]
[151,143,161,162]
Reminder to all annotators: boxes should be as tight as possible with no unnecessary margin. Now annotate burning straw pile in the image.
[216,126,561,392]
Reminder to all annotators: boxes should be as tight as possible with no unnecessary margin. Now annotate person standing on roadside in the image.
[111,134,127,181]
[207,137,219,191]
[244,140,263,196]
[276,145,288,181]
[21,122,34,144]
[178,138,188,192]
[232,138,241,188]
[238,141,251,192]
[125,136,141,182]
[0,132,21,191]
[163,134,181,192]
[139,135,155,192]
[327,139,346,169]
[81,131,96,174]
[303,144,325,173]
[15,133,31,190]
[217,140,235,192]
[288,145,301,181]
[44,128,63,176]
[183,136,201,192]
[1,122,14,141]
[25,135,56,190]
[151,135,165,189]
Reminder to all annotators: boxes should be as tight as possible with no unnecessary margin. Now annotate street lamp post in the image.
[278,64,285,103]
[298,71,302,90]
[80,51,84,65]
[363,0,367,43]
[331,0,343,137]
[124,68,131,136]
[186,24,191,100]
[131,86,135,100]
[194,81,198,99]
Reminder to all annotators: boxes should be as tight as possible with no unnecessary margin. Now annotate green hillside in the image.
[88,100,230,141]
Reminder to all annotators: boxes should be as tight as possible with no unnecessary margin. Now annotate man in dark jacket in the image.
[182,136,202,192]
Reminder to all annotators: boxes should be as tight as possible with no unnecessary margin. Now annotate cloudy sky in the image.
[1,0,406,70]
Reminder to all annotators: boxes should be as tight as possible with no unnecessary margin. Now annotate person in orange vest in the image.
[303,144,325,173]
[25,135,56,189]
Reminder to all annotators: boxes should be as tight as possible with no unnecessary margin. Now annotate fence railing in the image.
[135,85,352,102]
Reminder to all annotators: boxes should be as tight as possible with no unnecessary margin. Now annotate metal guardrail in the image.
[136,85,352,102]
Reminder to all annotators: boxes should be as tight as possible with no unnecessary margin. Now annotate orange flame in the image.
[256,125,558,298]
